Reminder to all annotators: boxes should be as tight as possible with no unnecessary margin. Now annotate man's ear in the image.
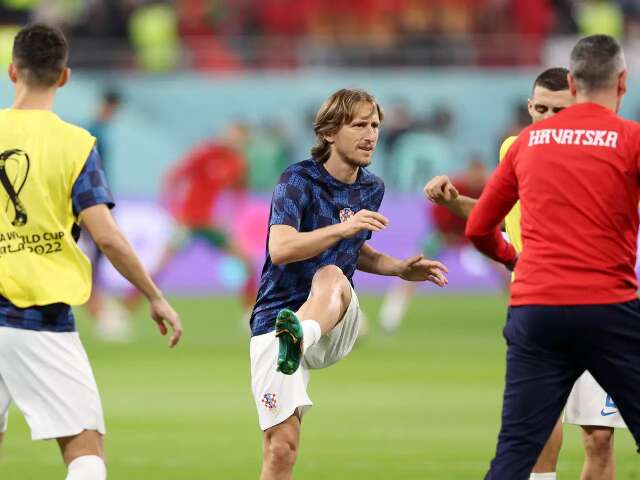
[57,67,71,88]
[567,72,578,97]
[618,69,627,97]
[8,63,18,84]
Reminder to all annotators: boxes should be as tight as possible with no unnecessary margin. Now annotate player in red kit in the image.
[466,35,640,479]
[123,123,257,313]
[379,158,487,333]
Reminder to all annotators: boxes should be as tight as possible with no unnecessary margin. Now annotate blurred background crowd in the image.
[1,1,639,194]
[0,0,639,71]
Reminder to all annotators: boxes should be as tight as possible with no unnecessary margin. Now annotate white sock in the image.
[66,455,106,480]
[529,473,556,480]
[301,320,322,353]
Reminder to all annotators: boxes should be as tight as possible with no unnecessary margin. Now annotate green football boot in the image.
[275,309,303,375]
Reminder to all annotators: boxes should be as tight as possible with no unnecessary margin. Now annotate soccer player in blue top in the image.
[249,88,449,480]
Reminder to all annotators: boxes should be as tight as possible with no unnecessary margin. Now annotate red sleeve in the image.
[465,139,520,266]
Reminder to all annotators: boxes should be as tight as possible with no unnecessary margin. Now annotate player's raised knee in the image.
[313,265,347,286]
[313,265,351,308]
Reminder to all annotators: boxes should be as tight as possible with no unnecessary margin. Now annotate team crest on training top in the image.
[262,392,277,410]
[339,208,354,223]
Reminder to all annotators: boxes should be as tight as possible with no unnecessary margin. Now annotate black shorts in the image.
[486,299,640,480]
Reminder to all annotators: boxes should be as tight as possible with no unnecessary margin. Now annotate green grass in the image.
[1,294,639,479]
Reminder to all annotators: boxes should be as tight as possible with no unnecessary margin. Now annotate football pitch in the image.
[1,294,638,479]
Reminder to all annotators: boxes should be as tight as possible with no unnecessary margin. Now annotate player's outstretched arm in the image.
[357,243,448,287]
[79,204,183,348]
[269,209,389,265]
[424,175,477,218]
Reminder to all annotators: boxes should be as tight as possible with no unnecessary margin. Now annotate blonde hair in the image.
[311,88,384,163]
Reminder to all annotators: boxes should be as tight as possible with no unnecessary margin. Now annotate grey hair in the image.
[570,34,626,92]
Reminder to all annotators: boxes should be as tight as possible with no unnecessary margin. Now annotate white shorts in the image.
[0,327,106,440]
[250,287,362,431]
[564,370,627,429]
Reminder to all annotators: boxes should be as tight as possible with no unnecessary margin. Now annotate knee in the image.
[264,436,298,471]
[583,427,614,459]
[314,265,349,295]
[314,265,345,284]
[313,265,350,303]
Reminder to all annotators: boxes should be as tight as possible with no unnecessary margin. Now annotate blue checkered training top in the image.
[249,159,385,336]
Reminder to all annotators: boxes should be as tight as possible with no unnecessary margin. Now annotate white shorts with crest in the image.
[250,286,362,431]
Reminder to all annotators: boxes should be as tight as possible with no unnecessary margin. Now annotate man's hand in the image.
[424,175,460,206]
[149,295,183,348]
[339,209,389,238]
[396,254,449,287]
[506,254,519,272]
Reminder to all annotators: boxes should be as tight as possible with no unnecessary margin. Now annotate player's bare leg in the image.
[580,426,615,480]
[261,414,301,480]
[530,417,562,478]
[297,265,351,334]
[57,429,106,479]
[378,281,414,333]
[0,431,4,448]
[276,265,351,374]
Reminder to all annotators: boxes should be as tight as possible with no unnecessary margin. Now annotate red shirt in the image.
[466,103,640,306]
[166,142,246,228]
[432,176,485,244]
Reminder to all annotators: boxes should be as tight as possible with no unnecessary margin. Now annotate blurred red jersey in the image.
[466,103,640,305]
[167,141,246,227]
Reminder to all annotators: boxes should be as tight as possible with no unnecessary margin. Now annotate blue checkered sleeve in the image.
[72,146,115,216]
[269,170,309,230]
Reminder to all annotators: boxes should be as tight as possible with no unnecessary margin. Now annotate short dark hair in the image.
[570,35,625,92]
[12,24,68,88]
[533,67,570,92]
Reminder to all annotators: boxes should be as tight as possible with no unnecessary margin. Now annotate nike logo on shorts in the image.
[601,409,618,417]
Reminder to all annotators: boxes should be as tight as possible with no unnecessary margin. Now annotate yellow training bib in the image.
[499,136,522,254]
[0,109,95,307]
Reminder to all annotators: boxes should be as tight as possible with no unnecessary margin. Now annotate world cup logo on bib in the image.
[339,208,354,223]
[0,149,30,227]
